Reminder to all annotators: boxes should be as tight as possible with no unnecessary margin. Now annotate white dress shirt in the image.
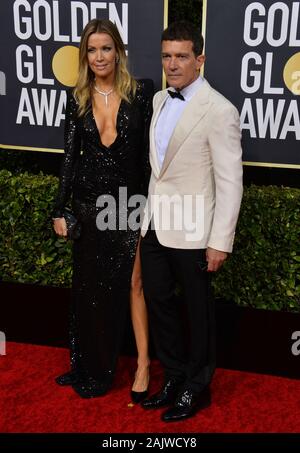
[155,75,204,169]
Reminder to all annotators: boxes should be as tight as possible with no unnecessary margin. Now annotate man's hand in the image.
[206,247,227,272]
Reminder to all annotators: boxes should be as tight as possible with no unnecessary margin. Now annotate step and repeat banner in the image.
[0,0,167,152]
[203,0,300,168]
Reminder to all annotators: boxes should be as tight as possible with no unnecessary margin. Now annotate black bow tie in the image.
[168,90,185,101]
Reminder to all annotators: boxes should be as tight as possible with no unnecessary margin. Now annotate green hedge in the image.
[0,170,72,287]
[213,185,300,312]
[169,0,202,26]
[0,170,299,312]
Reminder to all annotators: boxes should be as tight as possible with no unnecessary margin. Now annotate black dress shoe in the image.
[162,387,211,422]
[131,389,148,404]
[141,378,182,409]
[72,379,110,399]
[55,370,81,386]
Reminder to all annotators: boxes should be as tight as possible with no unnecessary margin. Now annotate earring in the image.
[116,55,120,63]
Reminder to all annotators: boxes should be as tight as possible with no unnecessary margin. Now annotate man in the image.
[140,21,243,422]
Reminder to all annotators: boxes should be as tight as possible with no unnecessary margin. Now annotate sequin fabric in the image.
[53,83,152,397]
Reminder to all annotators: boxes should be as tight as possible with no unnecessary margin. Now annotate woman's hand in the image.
[53,218,68,237]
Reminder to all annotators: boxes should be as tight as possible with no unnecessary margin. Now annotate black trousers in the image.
[140,229,216,393]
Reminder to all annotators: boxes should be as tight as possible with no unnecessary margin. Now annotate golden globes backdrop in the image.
[0,0,166,152]
[203,0,300,168]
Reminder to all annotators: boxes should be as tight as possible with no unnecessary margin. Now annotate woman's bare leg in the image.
[130,238,150,392]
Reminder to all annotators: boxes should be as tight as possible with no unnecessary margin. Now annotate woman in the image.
[53,19,151,401]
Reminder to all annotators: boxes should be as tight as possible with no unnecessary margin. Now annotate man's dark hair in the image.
[161,21,204,56]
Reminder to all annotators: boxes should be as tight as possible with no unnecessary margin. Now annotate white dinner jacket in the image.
[141,79,243,252]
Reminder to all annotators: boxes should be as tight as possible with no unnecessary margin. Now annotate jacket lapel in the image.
[159,80,211,178]
[149,91,168,179]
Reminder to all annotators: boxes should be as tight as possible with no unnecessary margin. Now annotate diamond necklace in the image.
[94,84,114,107]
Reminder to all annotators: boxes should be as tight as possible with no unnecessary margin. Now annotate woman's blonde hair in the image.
[74,19,136,116]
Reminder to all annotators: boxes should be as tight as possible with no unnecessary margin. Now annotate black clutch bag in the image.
[63,208,82,240]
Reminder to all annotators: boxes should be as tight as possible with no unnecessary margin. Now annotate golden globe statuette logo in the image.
[52,45,79,87]
[283,52,300,95]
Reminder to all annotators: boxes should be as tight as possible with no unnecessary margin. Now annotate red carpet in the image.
[1,342,300,433]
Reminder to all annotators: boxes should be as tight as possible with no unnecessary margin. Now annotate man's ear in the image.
[196,54,206,70]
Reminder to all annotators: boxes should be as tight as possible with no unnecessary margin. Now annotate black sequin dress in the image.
[53,83,152,397]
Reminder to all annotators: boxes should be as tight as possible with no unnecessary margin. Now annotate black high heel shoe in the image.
[131,366,150,403]
[131,388,149,404]
[55,370,81,386]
